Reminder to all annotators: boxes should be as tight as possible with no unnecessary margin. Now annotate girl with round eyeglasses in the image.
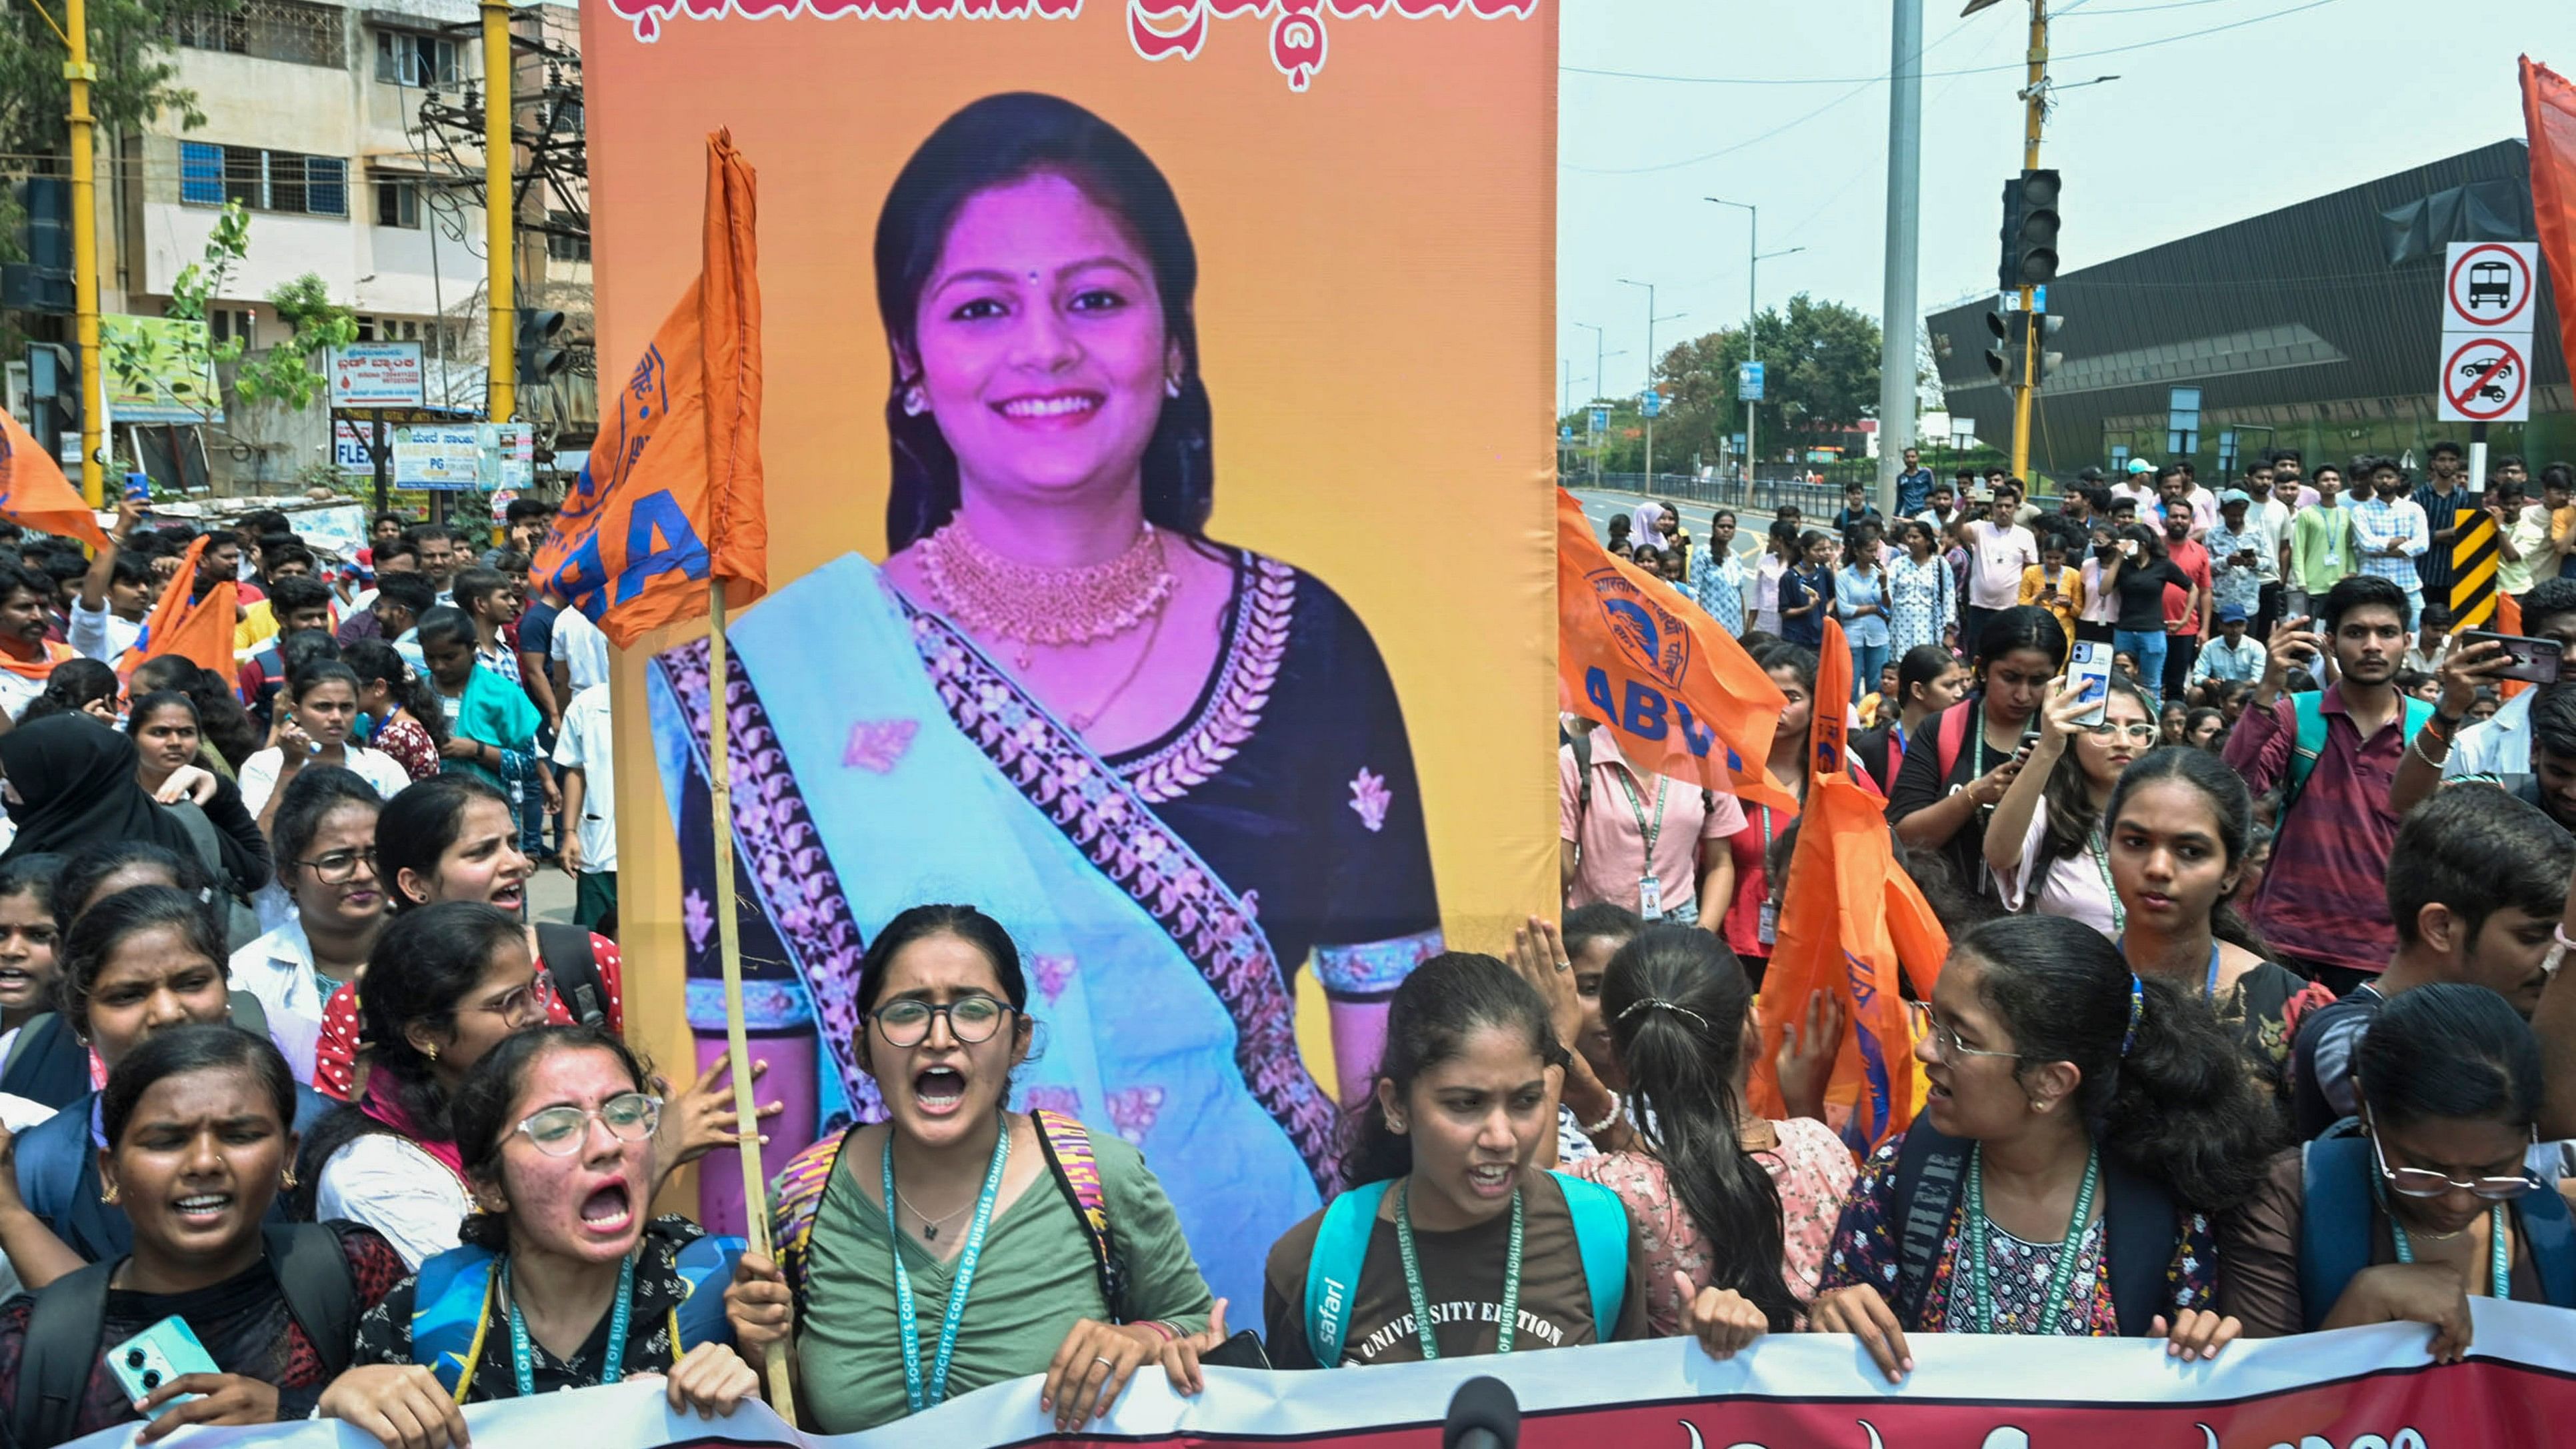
[1987,672,2159,937]
[2217,984,2576,1348]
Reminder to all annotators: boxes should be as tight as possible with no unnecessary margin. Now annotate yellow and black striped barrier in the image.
[2451,505,2497,633]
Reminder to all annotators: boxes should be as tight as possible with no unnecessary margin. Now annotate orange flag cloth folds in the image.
[533,131,765,649]
[0,405,107,551]
[1557,489,1793,811]
[122,536,237,679]
[2525,57,2576,410]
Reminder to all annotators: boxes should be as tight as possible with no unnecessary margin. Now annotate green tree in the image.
[1635,294,1887,470]
[0,0,220,160]
[235,271,357,409]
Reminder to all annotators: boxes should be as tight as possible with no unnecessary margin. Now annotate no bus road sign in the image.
[2439,334,2531,424]
[2444,243,2539,336]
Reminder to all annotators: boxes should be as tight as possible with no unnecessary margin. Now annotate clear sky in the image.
[1557,0,2576,412]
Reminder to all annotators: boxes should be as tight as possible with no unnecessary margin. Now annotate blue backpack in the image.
[411,1232,747,1400]
[1300,1173,1628,1367]
[2296,1126,2576,1328]
[2283,691,2433,809]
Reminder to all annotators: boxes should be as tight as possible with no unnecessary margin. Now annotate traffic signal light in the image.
[2031,313,2066,387]
[1,178,73,315]
[1983,307,2027,386]
[1997,168,2061,290]
[514,307,570,385]
[24,341,78,458]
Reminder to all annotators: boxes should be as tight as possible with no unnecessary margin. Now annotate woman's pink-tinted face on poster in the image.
[909,171,1178,511]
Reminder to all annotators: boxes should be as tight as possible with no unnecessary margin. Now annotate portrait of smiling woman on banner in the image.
[649,91,1441,1304]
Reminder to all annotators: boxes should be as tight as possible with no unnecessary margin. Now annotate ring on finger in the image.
[1554,960,1571,972]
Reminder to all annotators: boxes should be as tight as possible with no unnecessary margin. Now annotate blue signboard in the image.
[1737,361,1765,401]
[1641,390,1662,419]
[1588,406,1609,433]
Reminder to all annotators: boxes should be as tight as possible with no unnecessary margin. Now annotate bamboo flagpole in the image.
[703,577,793,1418]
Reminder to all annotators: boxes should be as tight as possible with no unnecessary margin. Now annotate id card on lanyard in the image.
[1615,768,1669,921]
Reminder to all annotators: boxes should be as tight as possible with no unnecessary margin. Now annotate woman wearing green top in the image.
[726,904,1223,1434]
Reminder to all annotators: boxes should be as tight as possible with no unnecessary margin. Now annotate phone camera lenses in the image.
[141,1370,161,1390]
[125,1349,146,1369]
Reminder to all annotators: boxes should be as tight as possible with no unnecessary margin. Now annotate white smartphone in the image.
[2069,641,2114,728]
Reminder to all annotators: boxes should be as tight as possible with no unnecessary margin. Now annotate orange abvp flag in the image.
[533,131,765,649]
[2525,57,2576,408]
[1557,489,1789,807]
[123,536,236,678]
[0,406,107,551]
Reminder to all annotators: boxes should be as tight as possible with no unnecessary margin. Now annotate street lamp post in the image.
[1618,279,1683,493]
[1704,199,1804,505]
[1575,321,1615,489]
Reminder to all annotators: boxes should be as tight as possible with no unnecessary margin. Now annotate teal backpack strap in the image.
[1303,1180,1393,1367]
[2285,691,2327,808]
[409,1243,501,1398]
[1551,1172,1631,1340]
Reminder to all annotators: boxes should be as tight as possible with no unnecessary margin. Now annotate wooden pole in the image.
[705,577,795,1421]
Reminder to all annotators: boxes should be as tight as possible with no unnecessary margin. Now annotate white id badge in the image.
[1637,875,1664,920]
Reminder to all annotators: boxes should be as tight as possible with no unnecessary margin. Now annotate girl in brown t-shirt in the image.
[1262,952,1650,1368]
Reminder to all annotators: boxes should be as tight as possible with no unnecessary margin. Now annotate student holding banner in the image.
[1808,915,2278,1380]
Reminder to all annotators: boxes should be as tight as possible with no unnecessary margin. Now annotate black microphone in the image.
[1443,1375,1519,1449]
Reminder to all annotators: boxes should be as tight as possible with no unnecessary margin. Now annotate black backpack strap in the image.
[2100,1156,2179,1338]
[15,1259,117,1449]
[1571,729,1593,813]
[1889,1126,1970,1330]
[265,1223,361,1378]
[533,924,606,1029]
[1029,1110,1130,1323]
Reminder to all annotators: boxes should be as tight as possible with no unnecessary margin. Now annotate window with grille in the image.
[547,231,589,263]
[186,145,350,217]
[375,30,460,86]
[173,1,339,66]
[209,309,256,349]
[375,181,421,229]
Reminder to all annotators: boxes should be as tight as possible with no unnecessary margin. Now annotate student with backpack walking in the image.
[1559,719,1741,928]
[0,1025,402,1449]
[1263,952,1649,1368]
[2220,576,2429,995]
[727,906,1222,1433]
[1807,916,2277,1380]
[321,1027,763,1444]
[2219,985,2576,1344]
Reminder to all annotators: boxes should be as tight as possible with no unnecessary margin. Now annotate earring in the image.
[423,1043,439,1062]
[281,1168,298,1191]
[1385,1114,1407,1134]
[901,386,928,418]
[99,1182,119,1205]
[1164,375,1182,399]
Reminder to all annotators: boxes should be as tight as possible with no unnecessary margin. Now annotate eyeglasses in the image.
[2369,1127,2536,1202]
[481,982,549,1031]
[871,995,1015,1048]
[516,1092,662,1156]
[2085,721,2161,742]
[296,848,379,884]
[1905,1000,2019,1064]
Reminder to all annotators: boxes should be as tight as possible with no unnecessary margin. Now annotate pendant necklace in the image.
[895,1186,973,1242]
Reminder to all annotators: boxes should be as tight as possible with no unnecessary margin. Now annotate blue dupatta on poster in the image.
[646,555,1332,1307]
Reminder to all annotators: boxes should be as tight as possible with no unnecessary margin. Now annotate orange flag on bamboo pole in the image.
[121,536,236,679]
[1558,489,1795,811]
[0,406,107,551]
[532,131,765,649]
[2524,57,2576,404]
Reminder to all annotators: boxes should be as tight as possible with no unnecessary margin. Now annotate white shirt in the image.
[237,746,415,931]
[551,604,611,693]
[551,685,617,873]
[1966,521,2039,609]
[316,1132,474,1268]
[67,601,141,663]
[227,919,341,1082]
[0,670,47,723]
[2445,687,2534,780]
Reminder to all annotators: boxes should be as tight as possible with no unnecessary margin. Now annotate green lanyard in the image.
[1611,767,1667,860]
[1393,1179,1522,1360]
[2088,830,2125,934]
[500,1251,635,1398]
[1964,1144,2100,1334]
[884,1126,1012,1413]
[2393,1205,2511,1302]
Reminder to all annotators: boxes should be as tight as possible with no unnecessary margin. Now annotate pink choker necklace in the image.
[917,518,1175,669]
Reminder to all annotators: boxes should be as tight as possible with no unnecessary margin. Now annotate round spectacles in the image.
[871,996,1015,1048]
[296,848,379,884]
[2085,721,2160,742]
[2369,1127,2536,1202]
[516,1092,662,1156]
[1904,999,2019,1064]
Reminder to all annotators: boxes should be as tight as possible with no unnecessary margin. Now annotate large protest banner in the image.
[73,1303,2576,1449]
[579,1,1558,1301]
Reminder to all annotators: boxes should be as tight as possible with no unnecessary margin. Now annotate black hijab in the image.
[0,715,203,865]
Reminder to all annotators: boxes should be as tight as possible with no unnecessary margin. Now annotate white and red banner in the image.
[71,1302,2576,1449]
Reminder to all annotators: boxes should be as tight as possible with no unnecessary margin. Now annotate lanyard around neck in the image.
[501,1251,636,1398]
[2392,1204,2511,1302]
[1395,1178,1523,1360]
[1611,767,1668,858]
[885,1125,1013,1413]
[1965,1144,2100,1334]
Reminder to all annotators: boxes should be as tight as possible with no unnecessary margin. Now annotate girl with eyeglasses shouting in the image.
[1807,915,2280,1381]
[2217,984,2575,1350]
[322,1026,763,1449]
[2101,748,2331,1102]
[729,904,1221,1434]
[1987,673,2159,937]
